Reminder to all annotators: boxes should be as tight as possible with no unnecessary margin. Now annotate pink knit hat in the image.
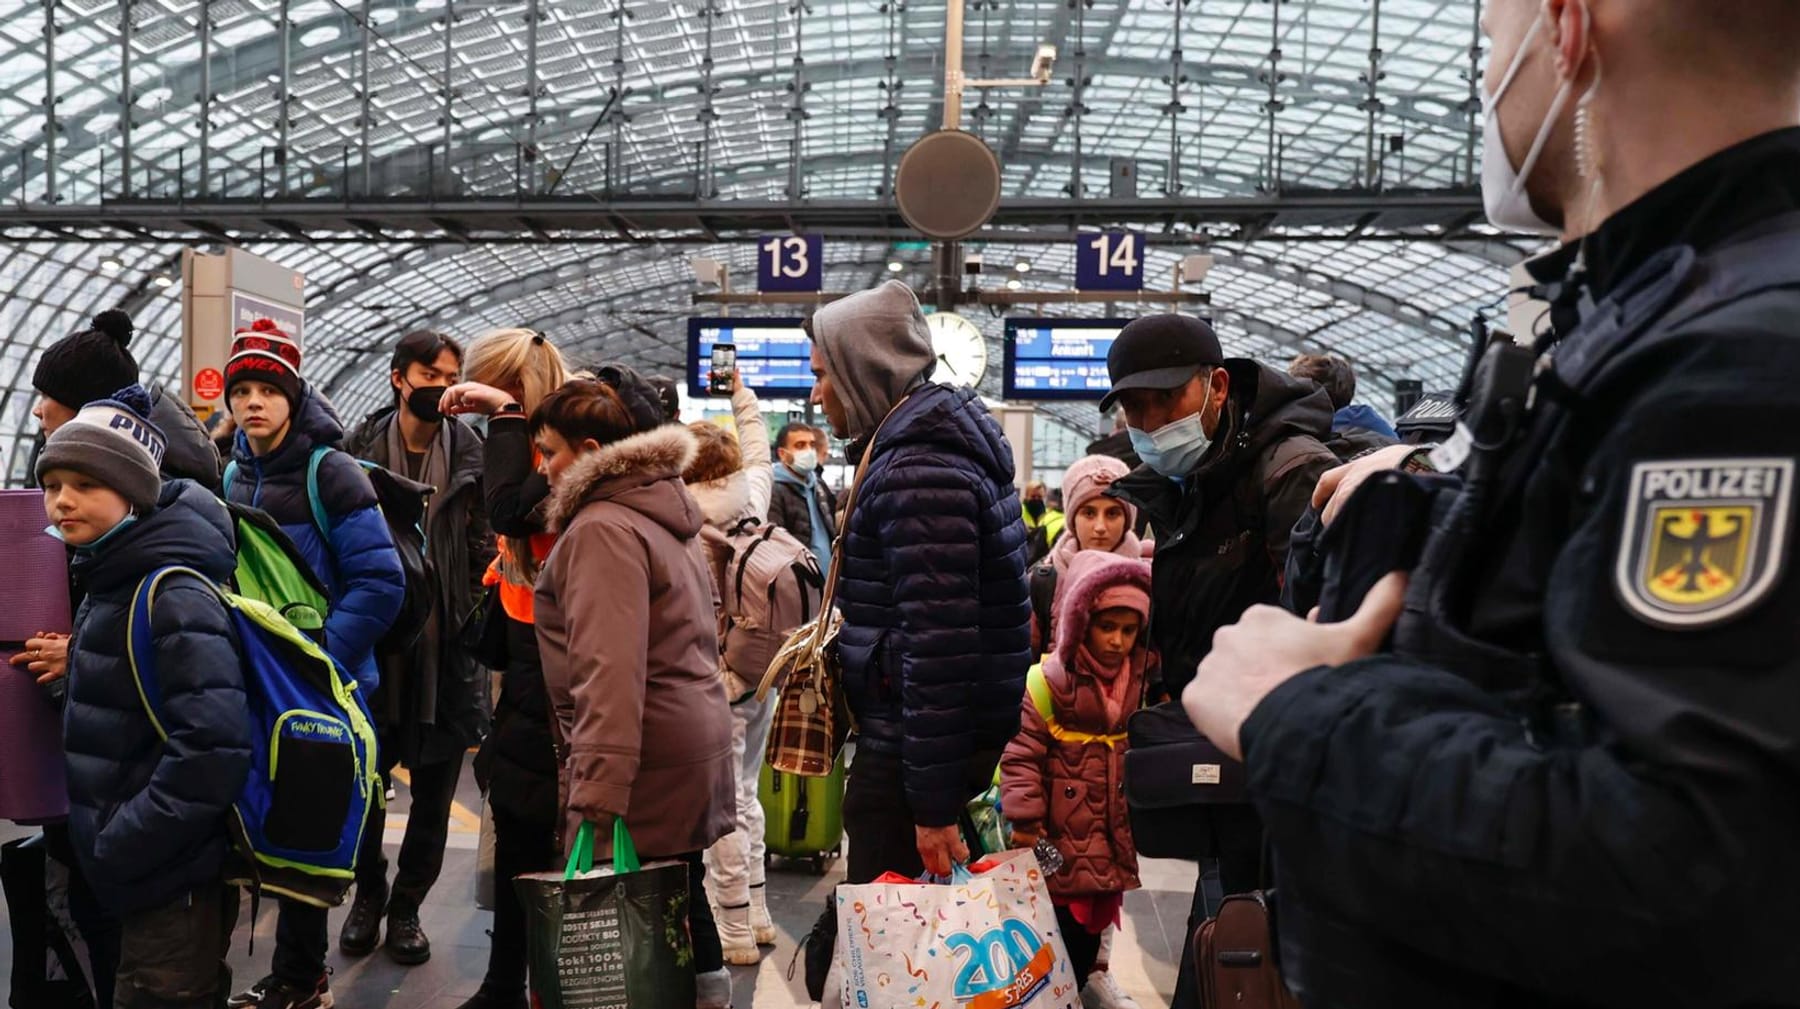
[1060,454,1135,530]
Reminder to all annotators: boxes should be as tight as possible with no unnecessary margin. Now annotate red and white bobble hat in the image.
[224,318,304,407]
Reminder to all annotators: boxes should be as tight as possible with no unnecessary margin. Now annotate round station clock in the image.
[927,312,988,387]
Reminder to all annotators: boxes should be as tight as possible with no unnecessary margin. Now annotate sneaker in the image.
[225,975,277,1009]
[228,975,333,1009]
[338,888,385,956]
[717,903,762,966]
[1080,970,1139,1009]
[696,966,733,1009]
[384,909,432,965]
[748,883,777,946]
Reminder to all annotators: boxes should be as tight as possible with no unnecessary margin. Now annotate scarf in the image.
[1077,644,1139,727]
[386,413,454,528]
[383,413,453,727]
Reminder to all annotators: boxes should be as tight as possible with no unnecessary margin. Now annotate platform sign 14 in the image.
[758,234,824,293]
[1075,231,1144,292]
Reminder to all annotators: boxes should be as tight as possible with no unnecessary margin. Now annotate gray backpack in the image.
[719,518,825,695]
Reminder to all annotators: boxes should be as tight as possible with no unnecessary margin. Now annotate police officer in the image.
[1183,1,1800,1006]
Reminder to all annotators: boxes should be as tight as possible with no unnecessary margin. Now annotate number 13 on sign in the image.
[758,234,824,292]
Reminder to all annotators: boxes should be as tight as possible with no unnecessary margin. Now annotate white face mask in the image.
[1127,404,1216,480]
[788,448,819,474]
[1481,8,1587,235]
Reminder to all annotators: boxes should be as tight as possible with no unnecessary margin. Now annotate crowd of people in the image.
[8,5,1800,1009]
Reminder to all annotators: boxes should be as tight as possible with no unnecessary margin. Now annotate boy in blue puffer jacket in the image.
[40,387,253,1009]
[219,321,406,1009]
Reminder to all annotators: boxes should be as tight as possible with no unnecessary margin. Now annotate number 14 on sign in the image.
[1076,231,1144,291]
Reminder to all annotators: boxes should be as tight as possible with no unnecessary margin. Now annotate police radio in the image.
[1428,339,1537,484]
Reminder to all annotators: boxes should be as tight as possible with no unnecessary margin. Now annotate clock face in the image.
[927,312,988,387]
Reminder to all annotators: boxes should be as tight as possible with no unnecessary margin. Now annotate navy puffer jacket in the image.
[835,383,1032,827]
[64,480,252,915]
[225,387,405,692]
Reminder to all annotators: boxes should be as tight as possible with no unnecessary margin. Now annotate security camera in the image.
[964,253,985,276]
[1031,44,1057,83]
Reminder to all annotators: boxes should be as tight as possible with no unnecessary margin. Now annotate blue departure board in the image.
[687,317,816,398]
[1002,318,1130,401]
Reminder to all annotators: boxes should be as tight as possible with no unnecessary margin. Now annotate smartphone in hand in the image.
[709,343,737,396]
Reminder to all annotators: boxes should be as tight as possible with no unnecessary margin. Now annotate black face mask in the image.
[405,383,448,424]
[1025,499,1046,520]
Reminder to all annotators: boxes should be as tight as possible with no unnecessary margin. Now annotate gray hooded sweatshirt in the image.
[810,280,937,440]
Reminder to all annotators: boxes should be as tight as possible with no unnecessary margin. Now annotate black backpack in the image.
[302,448,438,653]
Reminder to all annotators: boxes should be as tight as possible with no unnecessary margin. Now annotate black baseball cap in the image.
[1100,314,1224,413]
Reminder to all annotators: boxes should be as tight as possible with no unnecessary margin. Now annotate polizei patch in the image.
[1615,458,1794,628]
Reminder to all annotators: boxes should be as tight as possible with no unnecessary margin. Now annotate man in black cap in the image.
[1100,313,1337,1009]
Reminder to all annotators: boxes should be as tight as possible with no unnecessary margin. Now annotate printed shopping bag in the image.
[515,820,695,1009]
[835,849,1081,1009]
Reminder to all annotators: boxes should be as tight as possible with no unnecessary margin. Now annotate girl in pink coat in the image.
[1000,551,1154,1003]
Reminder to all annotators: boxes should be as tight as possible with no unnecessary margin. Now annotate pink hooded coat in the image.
[1000,552,1153,898]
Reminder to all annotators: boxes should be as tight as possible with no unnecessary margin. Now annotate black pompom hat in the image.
[32,309,142,411]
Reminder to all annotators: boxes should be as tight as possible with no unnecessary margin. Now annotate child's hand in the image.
[1009,826,1042,850]
[10,634,69,685]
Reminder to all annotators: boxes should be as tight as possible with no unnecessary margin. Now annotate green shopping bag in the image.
[516,819,696,1009]
[967,784,1011,857]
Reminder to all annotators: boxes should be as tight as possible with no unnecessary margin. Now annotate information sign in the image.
[1074,231,1145,292]
[688,317,815,398]
[756,234,824,293]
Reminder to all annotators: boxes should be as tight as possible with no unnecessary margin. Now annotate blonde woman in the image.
[439,327,568,1009]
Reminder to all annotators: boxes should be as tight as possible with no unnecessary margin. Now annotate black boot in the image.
[452,983,529,1009]
[384,907,432,965]
[337,887,386,956]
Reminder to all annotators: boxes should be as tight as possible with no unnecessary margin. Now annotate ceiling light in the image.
[99,256,122,272]
[1006,278,1022,290]
[152,273,174,288]
[887,261,904,273]
[1014,261,1031,273]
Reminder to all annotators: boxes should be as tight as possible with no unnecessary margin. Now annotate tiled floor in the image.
[1,756,1192,1008]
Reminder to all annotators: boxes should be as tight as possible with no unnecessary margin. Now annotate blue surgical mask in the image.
[46,513,138,551]
[1129,408,1215,480]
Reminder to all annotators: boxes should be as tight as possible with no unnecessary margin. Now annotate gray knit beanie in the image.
[36,384,167,513]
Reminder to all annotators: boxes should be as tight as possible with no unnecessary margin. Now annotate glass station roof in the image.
[0,0,1534,481]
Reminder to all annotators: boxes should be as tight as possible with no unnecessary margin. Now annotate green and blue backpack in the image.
[224,444,436,653]
[127,565,380,908]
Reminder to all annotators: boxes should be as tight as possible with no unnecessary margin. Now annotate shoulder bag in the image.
[757,397,908,778]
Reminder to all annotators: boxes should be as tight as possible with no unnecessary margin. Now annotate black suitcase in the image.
[1124,700,1249,860]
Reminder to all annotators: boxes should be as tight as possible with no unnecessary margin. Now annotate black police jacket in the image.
[1110,361,1337,696]
[1242,128,1800,1008]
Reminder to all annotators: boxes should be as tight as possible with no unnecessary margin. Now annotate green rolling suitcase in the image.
[758,753,846,874]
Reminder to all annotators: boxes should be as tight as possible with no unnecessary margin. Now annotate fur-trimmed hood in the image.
[686,471,756,531]
[1052,551,1154,672]
[545,424,703,538]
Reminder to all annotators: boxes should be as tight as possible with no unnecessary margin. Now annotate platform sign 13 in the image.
[758,234,824,293]
[1075,231,1144,292]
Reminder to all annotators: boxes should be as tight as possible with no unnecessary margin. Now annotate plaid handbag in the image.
[757,396,909,777]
